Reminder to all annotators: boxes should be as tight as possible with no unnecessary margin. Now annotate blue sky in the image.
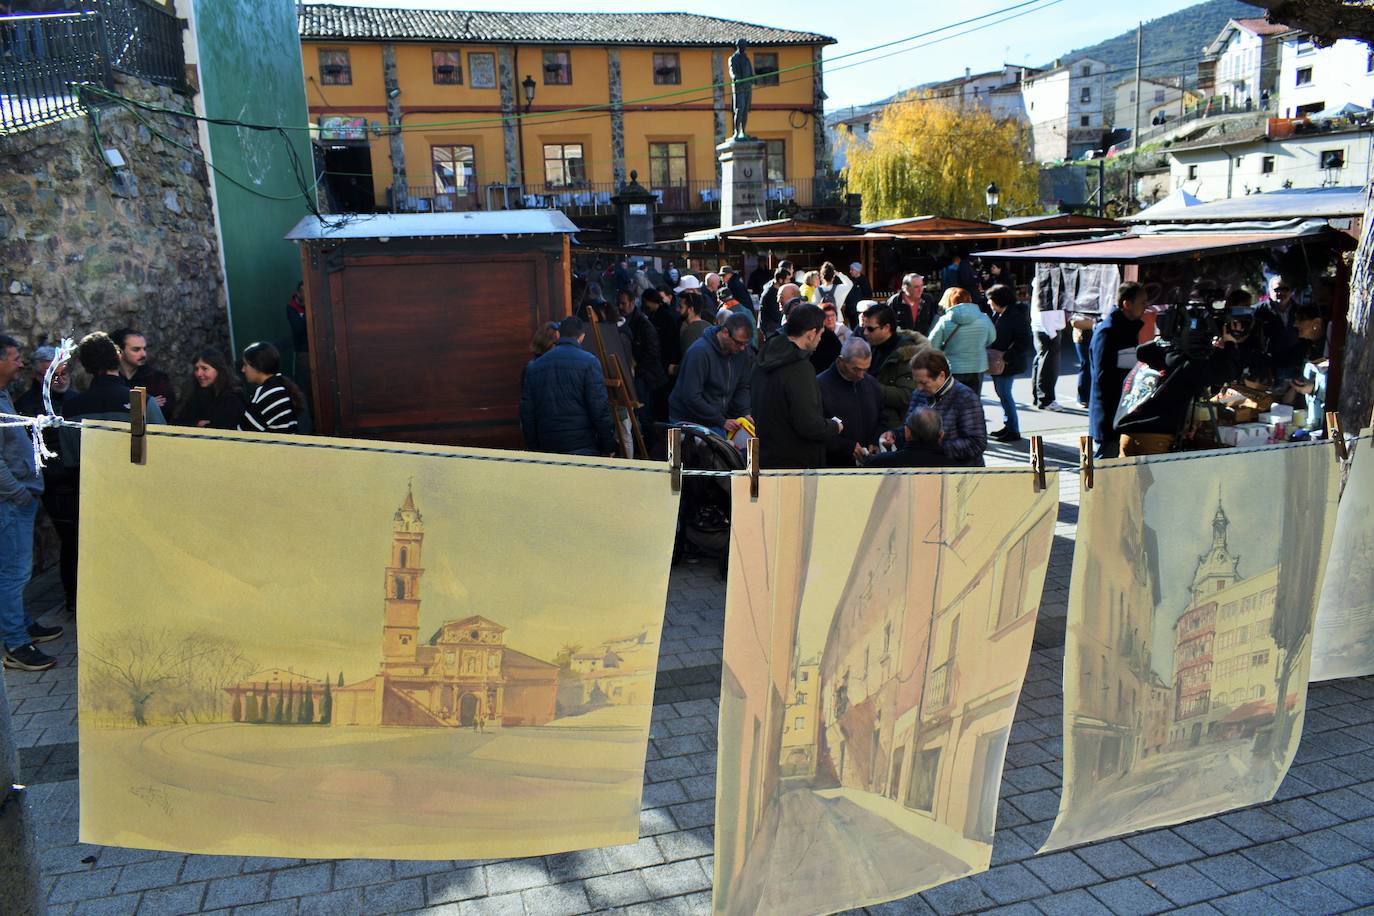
[313,0,1215,109]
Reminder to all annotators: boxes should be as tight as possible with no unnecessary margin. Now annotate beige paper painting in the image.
[714,471,1057,916]
[1044,443,1339,853]
[76,423,677,859]
[1311,434,1374,682]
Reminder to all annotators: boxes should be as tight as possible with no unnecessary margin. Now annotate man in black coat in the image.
[642,288,680,420]
[884,273,939,335]
[844,261,874,324]
[818,337,883,466]
[864,407,974,468]
[618,289,666,430]
[758,262,793,336]
[519,317,616,456]
[987,283,1034,443]
[1087,281,1148,458]
[752,304,841,469]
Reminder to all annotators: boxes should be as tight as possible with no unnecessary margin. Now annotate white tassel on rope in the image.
[0,336,76,469]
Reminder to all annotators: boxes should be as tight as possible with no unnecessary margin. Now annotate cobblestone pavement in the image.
[7,370,1374,915]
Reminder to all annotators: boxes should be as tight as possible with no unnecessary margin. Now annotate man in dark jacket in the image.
[844,262,874,324]
[722,265,751,312]
[642,288,680,420]
[752,304,840,469]
[113,327,177,418]
[987,284,1033,443]
[862,304,928,428]
[617,289,666,430]
[884,273,939,335]
[818,338,883,466]
[1088,281,1148,458]
[668,314,753,438]
[809,304,844,374]
[758,263,794,337]
[519,317,616,456]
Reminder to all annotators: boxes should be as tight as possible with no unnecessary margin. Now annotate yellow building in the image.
[298,5,834,217]
[779,659,820,777]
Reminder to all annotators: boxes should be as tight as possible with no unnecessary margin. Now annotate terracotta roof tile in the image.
[299,4,835,46]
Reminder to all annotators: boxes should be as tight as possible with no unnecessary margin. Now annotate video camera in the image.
[1156,285,1254,360]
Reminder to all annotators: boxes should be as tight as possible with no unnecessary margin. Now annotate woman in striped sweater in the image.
[238,342,305,433]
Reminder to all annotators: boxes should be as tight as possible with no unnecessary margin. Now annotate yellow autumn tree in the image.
[843,91,1040,222]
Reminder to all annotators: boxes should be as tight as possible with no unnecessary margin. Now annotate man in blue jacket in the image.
[520,316,617,456]
[1088,281,1148,459]
[668,314,753,439]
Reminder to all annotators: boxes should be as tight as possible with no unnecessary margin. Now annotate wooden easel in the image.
[583,311,649,459]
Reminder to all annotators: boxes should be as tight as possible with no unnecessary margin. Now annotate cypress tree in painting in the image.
[300,684,314,723]
[273,684,284,723]
[286,682,295,722]
[337,671,344,687]
[232,693,243,722]
[246,689,260,723]
[321,678,333,724]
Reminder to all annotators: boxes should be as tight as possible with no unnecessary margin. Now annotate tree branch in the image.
[1248,0,1374,44]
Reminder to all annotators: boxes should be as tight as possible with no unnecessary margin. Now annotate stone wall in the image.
[0,73,230,403]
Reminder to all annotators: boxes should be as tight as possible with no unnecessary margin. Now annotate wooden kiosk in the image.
[287,211,577,449]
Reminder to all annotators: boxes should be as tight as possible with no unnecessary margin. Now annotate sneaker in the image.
[3,644,56,671]
[1038,401,1063,412]
[27,622,63,644]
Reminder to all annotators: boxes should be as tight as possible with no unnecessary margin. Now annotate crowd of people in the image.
[517,254,1030,471]
[0,329,311,672]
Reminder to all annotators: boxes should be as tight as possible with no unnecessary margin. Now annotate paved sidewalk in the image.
[7,366,1374,915]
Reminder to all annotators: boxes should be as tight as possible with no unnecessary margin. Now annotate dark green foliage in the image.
[232,693,243,723]
[300,684,314,723]
[321,678,333,724]
[273,685,284,723]
[337,671,344,687]
[246,690,260,723]
[286,682,295,722]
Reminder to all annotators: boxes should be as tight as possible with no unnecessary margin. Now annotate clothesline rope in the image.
[2,413,1362,478]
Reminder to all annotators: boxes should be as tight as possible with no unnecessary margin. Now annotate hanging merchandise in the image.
[1042,442,1339,853]
[713,470,1057,916]
[1310,431,1374,681]
[76,423,679,860]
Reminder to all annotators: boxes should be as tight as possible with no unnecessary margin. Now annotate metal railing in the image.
[0,12,109,132]
[88,0,185,89]
[383,175,842,216]
[1,2,184,133]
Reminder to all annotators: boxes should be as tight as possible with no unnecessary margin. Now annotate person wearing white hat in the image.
[673,275,702,294]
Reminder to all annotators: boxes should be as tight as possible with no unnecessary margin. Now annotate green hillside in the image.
[1052,0,1265,89]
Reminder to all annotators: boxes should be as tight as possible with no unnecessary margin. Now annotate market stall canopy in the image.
[286,210,581,241]
[855,215,1002,234]
[977,223,1348,264]
[1130,188,1201,222]
[682,218,862,243]
[1126,186,1364,224]
[994,214,1126,231]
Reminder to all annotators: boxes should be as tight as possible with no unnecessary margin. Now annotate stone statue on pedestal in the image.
[728,39,753,140]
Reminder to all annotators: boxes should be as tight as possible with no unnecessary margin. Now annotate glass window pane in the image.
[319,49,351,85]
[754,53,779,87]
[432,50,462,84]
[543,50,571,85]
[765,139,785,181]
[653,52,680,85]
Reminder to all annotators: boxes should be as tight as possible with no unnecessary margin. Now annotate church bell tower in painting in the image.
[382,482,425,670]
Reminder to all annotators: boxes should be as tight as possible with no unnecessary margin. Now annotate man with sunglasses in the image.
[1255,274,1303,383]
[668,313,754,440]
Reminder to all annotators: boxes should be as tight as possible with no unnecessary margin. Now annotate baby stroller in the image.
[670,423,747,578]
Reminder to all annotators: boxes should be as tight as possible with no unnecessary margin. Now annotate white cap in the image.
[850,262,863,272]
[855,299,879,314]
[674,275,702,293]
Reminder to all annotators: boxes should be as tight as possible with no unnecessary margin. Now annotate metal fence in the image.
[0,12,109,131]
[0,1,183,133]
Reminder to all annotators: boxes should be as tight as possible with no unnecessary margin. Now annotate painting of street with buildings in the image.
[1043,444,1338,852]
[714,473,1057,916]
[1310,437,1374,682]
[76,424,676,859]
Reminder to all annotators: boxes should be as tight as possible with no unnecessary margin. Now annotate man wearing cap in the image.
[723,264,751,312]
[519,316,616,457]
[844,262,873,327]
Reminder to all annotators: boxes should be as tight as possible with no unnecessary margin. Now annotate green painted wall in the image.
[190,0,312,358]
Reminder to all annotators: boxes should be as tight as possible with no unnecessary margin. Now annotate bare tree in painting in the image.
[83,629,256,726]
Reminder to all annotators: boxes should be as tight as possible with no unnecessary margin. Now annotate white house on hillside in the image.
[1166,123,1372,200]
[1023,58,1106,161]
[1112,77,1190,135]
[1277,31,1374,118]
[1204,17,1288,109]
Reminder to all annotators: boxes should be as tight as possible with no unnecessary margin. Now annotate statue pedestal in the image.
[718,138,767,229]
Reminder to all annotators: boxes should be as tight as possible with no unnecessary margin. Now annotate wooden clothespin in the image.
[1326,411,1348,461]
[130,386,147,465]
[1029,435,1046,493]
[1079,435,1094,492]
[747,437,760,501]
[667,427,683,494]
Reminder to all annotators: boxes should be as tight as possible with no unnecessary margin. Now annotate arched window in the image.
[399,547,408,568]
[394,576,405,599]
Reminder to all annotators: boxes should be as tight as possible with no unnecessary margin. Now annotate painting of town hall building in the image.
[76,424,676,860]
[1044,444,1339,852]
[1310,435,1374,682]
[714,472,1058,916]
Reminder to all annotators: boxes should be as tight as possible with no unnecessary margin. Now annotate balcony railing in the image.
[1,1,185,133]
[925,659,953,712]
[381,175,841,217]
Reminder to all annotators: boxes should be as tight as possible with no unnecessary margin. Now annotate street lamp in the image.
[984,181,1000,221]
[522,75,536,113]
